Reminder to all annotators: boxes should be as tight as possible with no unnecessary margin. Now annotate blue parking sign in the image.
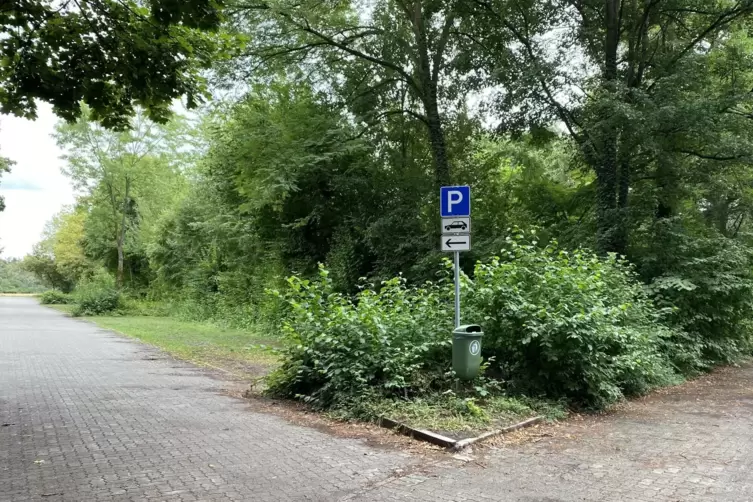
[440,186,471,217]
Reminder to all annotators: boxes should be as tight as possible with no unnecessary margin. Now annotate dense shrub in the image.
[39,290,73,305]
[639,223,753,371]
[269,235,747,410]
[71,270,122,316]
[266,267,453,408]
[72,289,122,316]
[466,236,681,408]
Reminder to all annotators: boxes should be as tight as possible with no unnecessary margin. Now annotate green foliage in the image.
[457,136,594,259]
[0,154,13,214]
[267,240,685,412]
[118,298,171,317]
[39,290,73,305]
[147,83,384,325]
[21,207,93,292]
[54,108,191,288]
[72,271,122,317]
[0,258,46,293]
[467,234,681,408]
[22,248,74,293]
[0,0,223,128]
[334,392,551,433]
[266,267,453,409]
[638,221,753,371]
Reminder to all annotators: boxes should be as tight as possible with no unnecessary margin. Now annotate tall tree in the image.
[51,207,93,284]
[22,213,75,291]
[0,152,15,254]
[228,0,482,187]
[470,0,753,254]
[55,108,178,286]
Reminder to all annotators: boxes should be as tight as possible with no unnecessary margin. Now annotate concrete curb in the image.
[378,415,545,450]
[378,417,457,448]
[452,416,544,451]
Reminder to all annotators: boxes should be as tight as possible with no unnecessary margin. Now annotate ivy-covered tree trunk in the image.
[615,159,631,254]
[595,147,619,254]
[715,197,731,236]
[655,156,675,220]
[423,88,451,187]
[411,0,451,187]
[595,0,623,256]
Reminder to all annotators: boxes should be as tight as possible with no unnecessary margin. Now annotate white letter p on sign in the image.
[448,190,463,211]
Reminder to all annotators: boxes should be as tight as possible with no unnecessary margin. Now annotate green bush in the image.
[267,236,687,411]
[467,235,681,408]
[71,270,122,316]
[640,224,753,371]
[266,266,453,408]
[72,289,122,316]
[39,290,73,305]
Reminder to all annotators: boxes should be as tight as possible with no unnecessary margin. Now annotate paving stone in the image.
[0,298,413,501]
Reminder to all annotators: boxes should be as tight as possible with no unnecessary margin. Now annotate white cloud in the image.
[0,103,74,258]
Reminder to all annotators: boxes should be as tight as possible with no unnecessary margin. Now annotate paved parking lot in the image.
[2,296,753,501]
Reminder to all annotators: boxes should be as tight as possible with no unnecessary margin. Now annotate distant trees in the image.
[53,108,188,287]
[0,257,44,293]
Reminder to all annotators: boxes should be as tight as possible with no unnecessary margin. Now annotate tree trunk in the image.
[595,159,619,254]
[116,176,130,288]
[707,195,731,236]
[655,156,674,220]
[409,0,451,187]
[424,92,451,187]
[595,0,622,255]
[614,158,630,255]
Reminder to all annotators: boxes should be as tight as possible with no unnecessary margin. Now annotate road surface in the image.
[2,297,753,501]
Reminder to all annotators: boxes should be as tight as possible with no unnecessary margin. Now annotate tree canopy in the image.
[0,0,224,128]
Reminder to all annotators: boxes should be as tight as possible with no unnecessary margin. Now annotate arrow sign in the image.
[441,235,471,252]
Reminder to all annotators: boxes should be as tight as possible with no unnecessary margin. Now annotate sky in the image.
[0,104,74,258]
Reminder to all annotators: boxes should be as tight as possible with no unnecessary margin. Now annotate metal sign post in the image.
[440,186,471,328]
[454,250,461,327]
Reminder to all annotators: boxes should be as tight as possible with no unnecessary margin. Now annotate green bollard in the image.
[452,324,483,380]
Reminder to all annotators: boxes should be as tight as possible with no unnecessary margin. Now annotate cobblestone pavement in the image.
[0,298,417,501]
[3,297,753,501]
